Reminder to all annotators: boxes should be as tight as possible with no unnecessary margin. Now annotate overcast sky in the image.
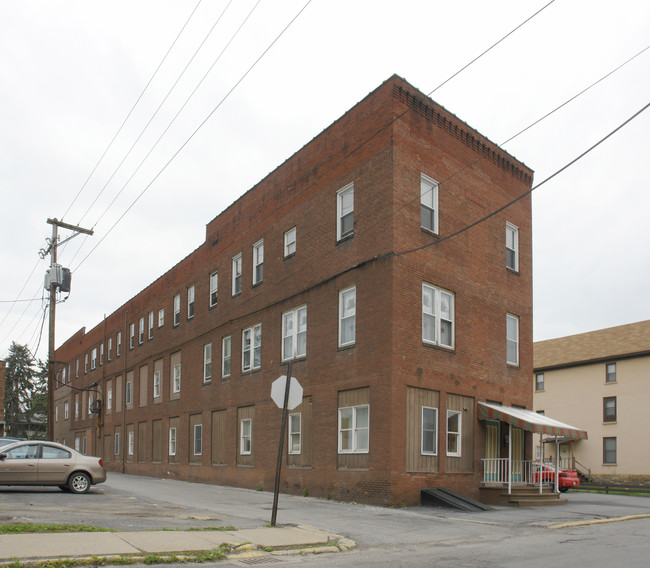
[1,0,649,363]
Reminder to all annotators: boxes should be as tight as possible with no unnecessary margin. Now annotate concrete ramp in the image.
[420,488,492,511]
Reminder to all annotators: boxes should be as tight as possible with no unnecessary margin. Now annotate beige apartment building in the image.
[533,320,650,484]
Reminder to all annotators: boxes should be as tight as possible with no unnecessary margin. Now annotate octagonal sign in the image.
[271,375,303,410]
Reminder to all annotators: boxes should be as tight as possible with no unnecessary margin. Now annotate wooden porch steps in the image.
[480,484,567,507]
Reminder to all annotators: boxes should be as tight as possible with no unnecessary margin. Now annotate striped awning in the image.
[478,402,588,440]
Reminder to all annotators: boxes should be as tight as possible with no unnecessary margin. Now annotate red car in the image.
[531,463,580,492]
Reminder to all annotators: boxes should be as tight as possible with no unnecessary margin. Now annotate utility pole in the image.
[44,218,93,441]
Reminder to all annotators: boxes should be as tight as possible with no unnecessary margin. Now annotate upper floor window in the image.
[139,317,144,344]
[90,348,97,370]
[506,314,519,366]
[337,182,354,241]
[447,410,462,457]
[253,240,264,285]
[84,353,89,373]
[242,324,262,372]
[158,308,165,328]
[117,332,122,357]
[422,283,454,349]
[339,286,356,347]
[173,294,181,327]
[420,173,438,234]
[603,397,617,422]
[153,371,161,398]
[148,311,154,339]
[535,373,545,391]
[99,344,104,366]
[606,362,617,383]
[203,343,212,382]
[506,222,519,271]
[338,404,369,453]
[421,406,438,456]
[125,379,132,406]
[222,336,232,378]
[284,227,296,257]
[282,306,307,361]
[173,363,181,393]
[187,285,195,319]
[232,254,242,296]
[129,323,135,349]
[210,271,218,308]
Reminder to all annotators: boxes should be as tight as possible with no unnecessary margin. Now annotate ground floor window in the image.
[603,437,617,464]
[338,404,369,453]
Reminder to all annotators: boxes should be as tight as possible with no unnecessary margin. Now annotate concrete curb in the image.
[547,513,650,529]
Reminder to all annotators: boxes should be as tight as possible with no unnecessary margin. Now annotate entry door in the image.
[511,427,524,481]
[484,422,499,481]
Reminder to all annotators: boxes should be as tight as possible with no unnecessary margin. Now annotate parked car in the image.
[531,463,580,492]
[0,440,106,494]
[0,436,24,448]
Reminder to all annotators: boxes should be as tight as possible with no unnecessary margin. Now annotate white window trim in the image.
[284,227,296,257]
[232,254,242,296]
[240,418,252,455]
[173,363,181,393]
[64,401,69,420]
[193,424,203,456]
[421,406,438,456]
[210,271,219,308]
[447,410,462,457]
[148,311,154,339]
[252,240,264,286]
[188,285,195,319]
[222,336,231,378]
[153,371,161,398]
[420,173,439,234]
[288,413,301,455]
[506,221,519,272]
[91,348,97,370]
[173,294,181,327]
[338,286,356,347]
[203,343,212,382]
[117,332,122,356]
[129,323,135,349]
[158,308,165,328]
[107,386,112,411]
[422,283,455,349]
[99,344,104,365]
[169,427,177,456]
[336,182,354,241]
[114,433,120,456]
[282,305,307,361]
[128,430,134,456]
[242,324,262,372]
[108,338,112,361]
[139,317,144,344]
[506,313,519,366]
[338,404,369,454]
[125,380,132,406]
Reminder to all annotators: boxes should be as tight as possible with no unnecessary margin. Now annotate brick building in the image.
[53,75,534,505]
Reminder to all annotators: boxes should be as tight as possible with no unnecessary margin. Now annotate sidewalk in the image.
[0,525,356,564]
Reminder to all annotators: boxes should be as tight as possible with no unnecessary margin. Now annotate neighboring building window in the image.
[169,427,177,456]
[242,324,262,372]
[194,424,203,456]
[187,285,195,319]
[203,343,212,382]
[506,222,519,271]
[222,336,231,378]
[139,317,144,344]
[117,332,122,356]
[288,413,301,454]
[55,405,59,422]
[421,406,438,456]
[422,283,454,349]
[240,418,252,455]
[173,363,181,393]
[173,294,181,326]
[75,397,79,419]
[129,323,135,349]
[338,286,356,347]
[114,433,120,456]
[603,437,617,464]
[232,254,242,295]
[420,173,438,233]
[284,227,296,257]
[125,379,132,406]
[158,308,165,328]
[88,394,94,415]
[76,358,79,377]
[252,240,264,285]
[535,373,545,391]
[107,385,112,411]
[91,348,97,370]
[337,182,354,240]
[447,410,462,457]
[603,397,617,422]
[64,401,69,419]
[100,344,104,365]
[606,362,617,383]
[338,404,369,453]
[282,306,307,360]
[148,311,154,339]
[108,338,112,361]
[506,314,519,366]
[84,353,88,373]
[153,371,161,398]
[210,271,218,307]
[128,431,134,456]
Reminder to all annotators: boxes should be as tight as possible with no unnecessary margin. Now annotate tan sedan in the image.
[0,441,106,493]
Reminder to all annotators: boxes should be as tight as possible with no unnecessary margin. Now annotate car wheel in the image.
[68,472,91,494]
[559,487,568,493]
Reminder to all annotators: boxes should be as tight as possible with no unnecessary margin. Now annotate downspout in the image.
[554,437,560,493]
[507,422,512,495]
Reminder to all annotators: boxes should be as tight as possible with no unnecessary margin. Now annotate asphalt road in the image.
[2,474,650,567]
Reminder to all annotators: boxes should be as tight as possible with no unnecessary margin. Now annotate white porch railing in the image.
[481,458,540,485]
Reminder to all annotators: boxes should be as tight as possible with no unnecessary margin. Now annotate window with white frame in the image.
[153,371,161,398]
[91,348,97,370]
[210,271,218,307]
[88,394,94,415]
[288,413,301,454]
[337,182,354,240]
[64,401,69,419]
[282,306,307,360]
[506,222,519,271]
[240,418,252,455]
[338,404,369,453]
[114,432,120,456]
[421,406,438,455]
[232,254,242,295]
[338,286,356,347]
[420,173,439,233]
[125,379,132,406]
[222,336,231,377]
[158,308,164,328]
[100,344,104,365]
[173,294,181,326]
[173,363,181,393]
[85,353,89,373]
[203,343,212,382]
[139,317,144,344]
[422,283,454,348]
[128,430,134,456]
[242,324,261,372]
[148,311,154,339]
[117,332,122,356]
[55,405,59,422]
[284,227,296,257]
[194,424,203,456]
[447,410,462,457]
[252,240,264,285]
[107,385,112,410]
[169,427,177,456]
[187,285,195,319]
[129,323,135,349]
[506,314,519,366]
[76,358,79,377]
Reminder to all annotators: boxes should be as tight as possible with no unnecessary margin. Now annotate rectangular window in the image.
[420,173,438,233]
[117,332,122,356]
[76,358,79,377]
[606,362,617,383]
[603,437,617,464]
[282,306,307,360]
[85,353,89,373]
[169,427,177,456]
[128,430,134,456]
[288,413,301,454]
[107,385,112,411]
[108,338,112,361]
[222,336,231,378]
[535,373,545,391]
[64,401,69,419]
[422,283,454,349]
[210,271,218,307]
[153,370,161,398]
[187,285,195,319]
[100,344,104,366]
[139,317,144,344]
[338,404,369,453]
[284,227,296,257]
[506,314,519,366]
[252,240,264,285]
[125,379,132,406]
[421,406,438,455]
[203,343,212,382]
[603,396,617,422]
[173,363,181,393]
[232,254,242,295]
[158,308,165,328]
[91,348,97,370]
[506,222,519,271]
[447,410,462,457]
[240,418,252,455]
[129,323,135,349]
[242,324,262,372]
[148,311,154,339]
[194,424,202,456]
[337,182,354,240]
[114,433,120,456]
[173,294,181,326]
[88,394,94,415]
[75,396,80,419]
[339,286,356,347]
